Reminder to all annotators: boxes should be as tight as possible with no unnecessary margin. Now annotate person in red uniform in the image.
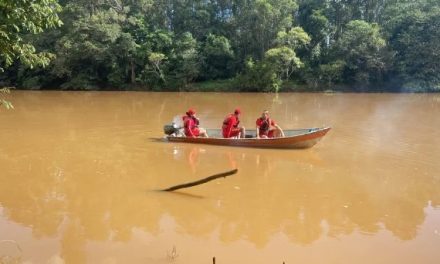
[222,108,246,138]
[183,108,208,138]
[256,110,285,138]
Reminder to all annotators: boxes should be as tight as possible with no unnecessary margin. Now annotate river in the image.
[0,91,439,263]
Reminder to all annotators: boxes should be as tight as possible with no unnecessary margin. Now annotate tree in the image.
[318,60,345,87]
[169,32,200,87]
[200,34,234,80]
[2,0,440,92]
[138,29,174,89]
[336,20,388,87]
[275,27,311,50]
[235,58,281,92]
[265,47,302,81]
[385,3,440,91]
[50,6,133,89]
[0,0,62,71]
[265,27,310,82]
[147,52,167,83]
[231,0,298,61]
[301,9,329,49]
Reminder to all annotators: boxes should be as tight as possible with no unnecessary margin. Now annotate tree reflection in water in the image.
[1,92,440,263]
[1,146,438,253]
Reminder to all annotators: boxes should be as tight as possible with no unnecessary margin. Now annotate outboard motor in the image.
[164,115,185,137]
[163,122,184,137]
[163,123,177,135]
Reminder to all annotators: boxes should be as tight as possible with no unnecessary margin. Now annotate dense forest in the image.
[1,0,439,92]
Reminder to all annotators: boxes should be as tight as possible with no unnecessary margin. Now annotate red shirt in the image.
[183,116,200,137]
[222,114,240,138]
[256,117,275,136]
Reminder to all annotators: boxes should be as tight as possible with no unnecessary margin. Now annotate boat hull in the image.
[166,127,331,149]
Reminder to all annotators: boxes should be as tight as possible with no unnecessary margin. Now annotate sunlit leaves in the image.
[0,87,14,110]
[148,52,166,65]
[275,27,311,50]
[0,0,62,70]
[147,52,167,82]
[265,47,302,80]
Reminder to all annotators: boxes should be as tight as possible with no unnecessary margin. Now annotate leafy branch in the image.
[0,87,14,110]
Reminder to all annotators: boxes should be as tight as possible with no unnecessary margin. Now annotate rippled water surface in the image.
[1,91,440,264]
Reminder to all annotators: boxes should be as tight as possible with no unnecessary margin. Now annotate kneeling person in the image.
[222,108,246,138]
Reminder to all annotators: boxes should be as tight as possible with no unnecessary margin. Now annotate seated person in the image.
[256,110,285,138]
[183,108,208,138]
[222,108,245,138]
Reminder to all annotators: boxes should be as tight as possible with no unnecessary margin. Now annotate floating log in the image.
[160,169,238,192]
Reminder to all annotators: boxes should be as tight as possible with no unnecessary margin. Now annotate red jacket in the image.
[222,114,240,138]
[256,117,275,136]
[183,115,200,137]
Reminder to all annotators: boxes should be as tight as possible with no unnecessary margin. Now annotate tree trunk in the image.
[160,169,238,192]
[130,58,135,84]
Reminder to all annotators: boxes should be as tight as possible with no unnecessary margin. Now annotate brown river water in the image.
[0,91,440,264]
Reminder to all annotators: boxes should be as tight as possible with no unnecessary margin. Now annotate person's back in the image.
[183,115,198,137]
[183,108,208,138]
[222,108,245,138]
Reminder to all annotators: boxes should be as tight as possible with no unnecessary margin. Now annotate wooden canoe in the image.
[166,127,331,149]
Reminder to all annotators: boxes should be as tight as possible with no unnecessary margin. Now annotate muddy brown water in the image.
[0,91,439,263]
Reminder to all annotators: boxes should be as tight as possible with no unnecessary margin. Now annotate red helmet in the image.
[234,108,241,115]
[186,108,196,116]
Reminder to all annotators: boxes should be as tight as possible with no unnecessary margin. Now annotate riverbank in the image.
[5,79,439,93]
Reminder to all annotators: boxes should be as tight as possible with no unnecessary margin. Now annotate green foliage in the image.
[275,27,311,50]
[169,32,200,87]
[0,87,14,109]
[231,0,298,61]
[0,0,62,71]
[200,34,234,80]
[50,7,135,89]
[303,9,329,48]
[267,27,310,82]
[387,7,440,91]
[1,0,440,91]
[319,60,345,87]
[265,47,301,80]
[235,58,281,92]
[336,20,388,87]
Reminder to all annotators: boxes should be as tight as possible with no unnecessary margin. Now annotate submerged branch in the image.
[160,169,238,192]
